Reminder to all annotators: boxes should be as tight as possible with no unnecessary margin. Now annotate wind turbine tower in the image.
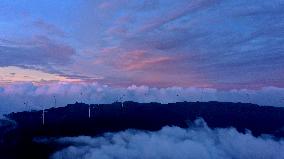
[88,105,91,118]
[42,108,45,126]
[120,94,125,108]
[86,89,91,118]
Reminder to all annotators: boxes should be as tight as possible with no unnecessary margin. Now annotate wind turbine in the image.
[24,101,29,112]
[200,88,204,102]
[280,97,284,107]
[86,89,92,104]
[53,95,57,108]
[42,107,45,126]
[120,94,125,108]
[32,104,46,126]
[144,93,148,103]
[85,88,92,119]
[246,93,250,103]
[80,92,83,103]
[38,96,46,125]
[87,92,91,119]
[88,104,91,119]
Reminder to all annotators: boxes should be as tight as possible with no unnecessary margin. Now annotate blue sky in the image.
[0,0,284,89]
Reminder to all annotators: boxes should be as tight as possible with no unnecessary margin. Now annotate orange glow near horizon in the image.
[0,66,82,85]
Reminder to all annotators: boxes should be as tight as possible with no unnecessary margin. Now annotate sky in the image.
[0,0,284,113]
[1,2,284,157]
[0,0,283,89]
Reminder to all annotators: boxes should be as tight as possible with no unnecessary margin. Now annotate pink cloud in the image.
[98,2,113,9]
[116,50,174,71]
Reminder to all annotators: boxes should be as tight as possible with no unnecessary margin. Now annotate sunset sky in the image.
[1,2,284,158]
[1,0,283,90]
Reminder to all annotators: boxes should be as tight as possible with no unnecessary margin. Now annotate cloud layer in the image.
[0,36,75,74]
[50,119,284,159]
[0,82,283,115]
[0,0,284,88]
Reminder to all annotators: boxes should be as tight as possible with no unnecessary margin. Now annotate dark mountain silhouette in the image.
[1,101,284,159]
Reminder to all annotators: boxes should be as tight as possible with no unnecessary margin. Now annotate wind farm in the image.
[1,0,284,159]
[1,100,284,159]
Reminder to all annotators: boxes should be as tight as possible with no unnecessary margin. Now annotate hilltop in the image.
[1,101,284,159]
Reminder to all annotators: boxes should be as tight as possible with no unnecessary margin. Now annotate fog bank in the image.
[51,119,284,159]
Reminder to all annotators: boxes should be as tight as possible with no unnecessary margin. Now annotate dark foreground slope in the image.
[1,101,284,159]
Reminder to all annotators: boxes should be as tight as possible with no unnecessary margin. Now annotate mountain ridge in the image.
[1,101,284,159]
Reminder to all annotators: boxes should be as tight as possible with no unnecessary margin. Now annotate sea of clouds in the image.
[0,82,284,115]
[50,119,284,159]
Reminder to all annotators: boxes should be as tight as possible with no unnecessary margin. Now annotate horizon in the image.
[1,1,284,114]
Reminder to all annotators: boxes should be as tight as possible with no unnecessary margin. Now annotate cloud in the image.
[33,19,66,37]
[50,119,284,159]
[1,0,284,88]
[74,0,284,88]
[0,66,85,85]
[0,36,75,74]
[0,82,283,115]
[137,0,219,32]
[113,50,174,71]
